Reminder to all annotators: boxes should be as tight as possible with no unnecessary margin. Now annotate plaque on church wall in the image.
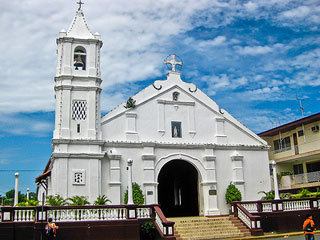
[209,190,216,195]
[147,191,153,196]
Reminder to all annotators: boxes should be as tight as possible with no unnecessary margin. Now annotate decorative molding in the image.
[200,181,217,186]
[142,154,156,160]
[52,153,104,159]
[52,139,105,145]
[232,180,245,184]
[157,99,195,106]
[104,141,269,150]
[231,155,244,161]
[125,112,137,118]
[189,86,197,93]
[143,182,158,186]
[106,153,122,160]
[203,156,216,161]
[109,182,121,186]
[152,83,162,90]
[143,167,155,170]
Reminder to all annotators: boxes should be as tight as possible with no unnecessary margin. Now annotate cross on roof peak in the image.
[164,54,183,72]
[77,0,84,10]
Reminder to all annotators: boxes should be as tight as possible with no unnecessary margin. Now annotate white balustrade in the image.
[283,200,310,211]
[155,211,164,234]
[49,208,127,221]
[242,203,258,213]
[137,208,151,218]
[262,202,272,212]
[237,207,252,229]
[14,209,35,222]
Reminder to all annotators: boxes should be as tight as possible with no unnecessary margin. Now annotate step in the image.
[171,216,250,240]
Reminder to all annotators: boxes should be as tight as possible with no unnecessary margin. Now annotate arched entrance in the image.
[158,160,199,217]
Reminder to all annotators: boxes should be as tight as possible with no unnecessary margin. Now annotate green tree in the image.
[2,189,26,206]
[67,196,90,206]
[94,195,111,205]
[46,194,67,206]
[16,199,39,207]
[124,182,144,205]
[225,183,242,204]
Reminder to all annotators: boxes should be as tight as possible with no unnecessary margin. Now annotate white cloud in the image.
[237,45,273,55]
[0,113,53,136]
[244,1,258,12]
[281,6,311,19]
[198,36,227,47]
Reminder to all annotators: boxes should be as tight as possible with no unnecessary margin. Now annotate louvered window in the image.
[72,100,87,120]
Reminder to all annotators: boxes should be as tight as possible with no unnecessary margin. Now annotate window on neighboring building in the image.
[298,130,304,137]
[293,164,303,175]
[171,121,182,138]
[273,136,291,153]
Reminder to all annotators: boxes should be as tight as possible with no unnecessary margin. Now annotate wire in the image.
[0,170,42,172]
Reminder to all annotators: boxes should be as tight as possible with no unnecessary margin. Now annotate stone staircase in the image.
[170,215,251,240]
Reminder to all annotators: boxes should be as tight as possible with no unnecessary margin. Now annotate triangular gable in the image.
[102,71,267,145]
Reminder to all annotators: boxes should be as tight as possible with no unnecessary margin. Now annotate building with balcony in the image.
[259,113,320,192]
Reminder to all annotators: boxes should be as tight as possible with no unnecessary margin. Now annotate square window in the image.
[72,170,86,185]
[172,122,182,138]
[298,130,304,137]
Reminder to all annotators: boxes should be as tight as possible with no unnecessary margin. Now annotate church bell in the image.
[74,54,84,70]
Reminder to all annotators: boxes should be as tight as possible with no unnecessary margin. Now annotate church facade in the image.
[36,8,271,216]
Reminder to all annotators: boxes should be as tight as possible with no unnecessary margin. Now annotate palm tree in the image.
[46,194,67,206]
[67,196,90,206]
[94,195,111,205]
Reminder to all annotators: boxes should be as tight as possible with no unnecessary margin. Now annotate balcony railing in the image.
[292,171,320,185]
[273,146,291,154]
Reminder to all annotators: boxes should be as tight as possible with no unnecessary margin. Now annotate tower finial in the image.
[77,0,84,10]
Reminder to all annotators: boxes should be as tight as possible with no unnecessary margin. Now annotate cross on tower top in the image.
[77,0,84,10]
[164,54,183,72]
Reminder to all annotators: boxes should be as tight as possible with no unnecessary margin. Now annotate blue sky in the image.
[1,0,320,195]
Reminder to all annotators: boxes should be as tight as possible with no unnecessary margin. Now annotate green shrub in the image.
[225,183,242,204]
[124,182,144,205]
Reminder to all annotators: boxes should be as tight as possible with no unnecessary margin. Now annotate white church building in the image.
[36,7,271,217]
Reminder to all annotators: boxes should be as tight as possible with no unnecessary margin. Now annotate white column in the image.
[26,188,30,201]
[272,161,280,200]
[14,172,19,206]
[127,159,134,205]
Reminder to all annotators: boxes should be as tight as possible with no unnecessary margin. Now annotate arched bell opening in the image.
[158,160,199,217]
[74,46,86,70]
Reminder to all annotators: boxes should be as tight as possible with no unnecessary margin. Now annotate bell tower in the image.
[49,5,104,202]
[53,7,103,140]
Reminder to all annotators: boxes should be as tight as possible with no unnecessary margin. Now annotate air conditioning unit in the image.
[311,126,319,132]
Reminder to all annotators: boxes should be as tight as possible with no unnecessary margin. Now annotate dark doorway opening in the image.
[158,160,199,217]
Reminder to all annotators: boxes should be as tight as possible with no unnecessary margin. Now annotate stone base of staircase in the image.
[170,215,251,240]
